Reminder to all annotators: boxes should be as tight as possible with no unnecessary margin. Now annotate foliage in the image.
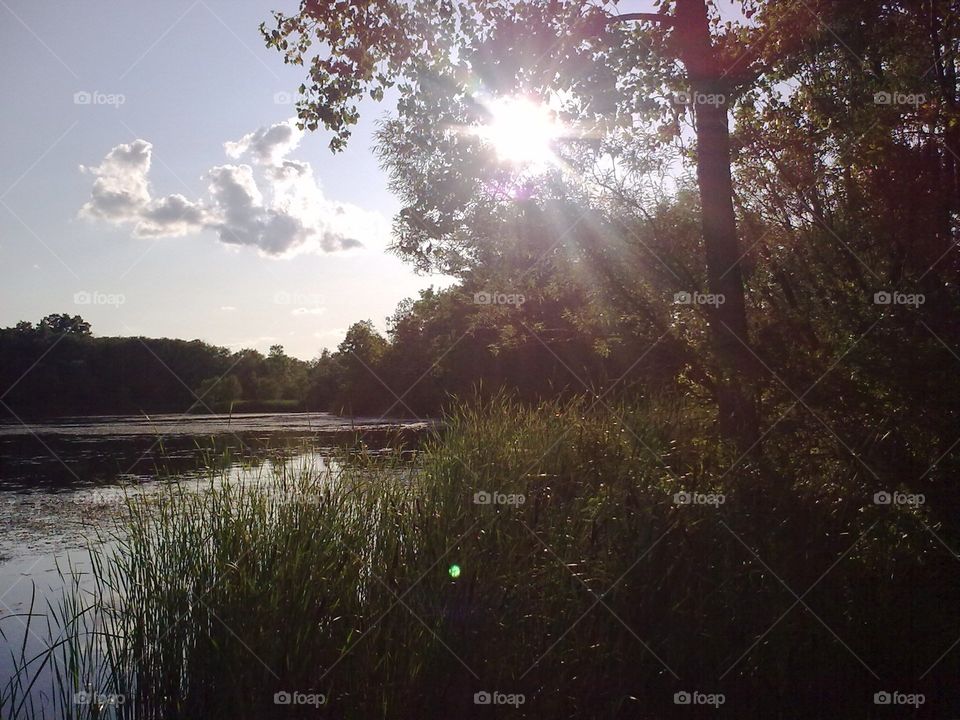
[4,395,958,718]
[0,319,311,416]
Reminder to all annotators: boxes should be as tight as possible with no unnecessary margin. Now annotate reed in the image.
[2,394,955,718]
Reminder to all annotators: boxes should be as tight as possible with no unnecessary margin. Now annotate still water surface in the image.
[0,411,429,558]
[0,411,429,709]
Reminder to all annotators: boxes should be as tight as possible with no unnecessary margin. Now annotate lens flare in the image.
[478,96,562,168]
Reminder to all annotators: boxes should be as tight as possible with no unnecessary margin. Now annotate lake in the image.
[0,411,431,558]
[0,412,430,711]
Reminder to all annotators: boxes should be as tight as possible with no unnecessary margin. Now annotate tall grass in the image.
[3,395,957,718]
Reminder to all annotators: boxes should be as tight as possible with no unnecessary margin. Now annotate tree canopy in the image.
[258,0,959,464]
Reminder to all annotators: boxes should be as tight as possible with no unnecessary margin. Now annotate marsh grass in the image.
[2,395,957,718]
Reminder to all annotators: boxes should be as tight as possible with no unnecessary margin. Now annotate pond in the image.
[0,411,431,557]
[0,412,430,714]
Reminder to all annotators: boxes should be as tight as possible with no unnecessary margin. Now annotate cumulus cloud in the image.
[80,141,209,239]
[204,162,363,255]
[138,193,209,237]
[79,119,387,257]
[80,140,154,222]
[224,120,302,166]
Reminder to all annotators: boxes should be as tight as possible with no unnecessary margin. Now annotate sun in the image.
[478,96,562,168]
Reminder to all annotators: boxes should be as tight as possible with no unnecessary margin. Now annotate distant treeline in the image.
[0,286,672,419]
[0,315,313,418]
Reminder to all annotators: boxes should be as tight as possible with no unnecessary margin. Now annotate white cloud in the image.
[80,140,154,221]
[80,139,210,238]
[224,119,302,166]
[205,163,354,255]
[137,193,209,237]
[80,119,388,257]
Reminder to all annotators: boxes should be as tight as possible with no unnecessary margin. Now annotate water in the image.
[0,412,429,713]
[0,411,429,558]
[0,411,429,490]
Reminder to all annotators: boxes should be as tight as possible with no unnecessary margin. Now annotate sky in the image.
[0,0,724,361]
[0,0,451,360]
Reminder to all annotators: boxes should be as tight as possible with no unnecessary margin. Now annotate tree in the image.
[38,313,91,335]
[196,374,243,407]
[262,0,763,447]
[336,320,389,414]
[264,344,308,400]
[662,0,758,446]
[305,349,342,409]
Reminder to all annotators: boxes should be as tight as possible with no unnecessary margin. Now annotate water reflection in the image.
[0,412,431,490]
[0,414,430,714]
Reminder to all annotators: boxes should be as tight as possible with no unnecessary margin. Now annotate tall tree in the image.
[606,0,760,445]
[262,0,766,446]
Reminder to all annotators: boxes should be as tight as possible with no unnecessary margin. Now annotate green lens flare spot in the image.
[448,564,461,579]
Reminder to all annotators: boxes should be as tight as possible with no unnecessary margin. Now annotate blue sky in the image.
[0,0,449,359]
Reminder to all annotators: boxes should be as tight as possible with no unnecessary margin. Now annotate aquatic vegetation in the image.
[3,395,956,718]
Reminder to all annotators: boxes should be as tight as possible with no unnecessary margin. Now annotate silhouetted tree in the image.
[38,313,91,335]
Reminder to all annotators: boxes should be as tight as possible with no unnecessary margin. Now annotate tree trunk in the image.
[674,0,760,450]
